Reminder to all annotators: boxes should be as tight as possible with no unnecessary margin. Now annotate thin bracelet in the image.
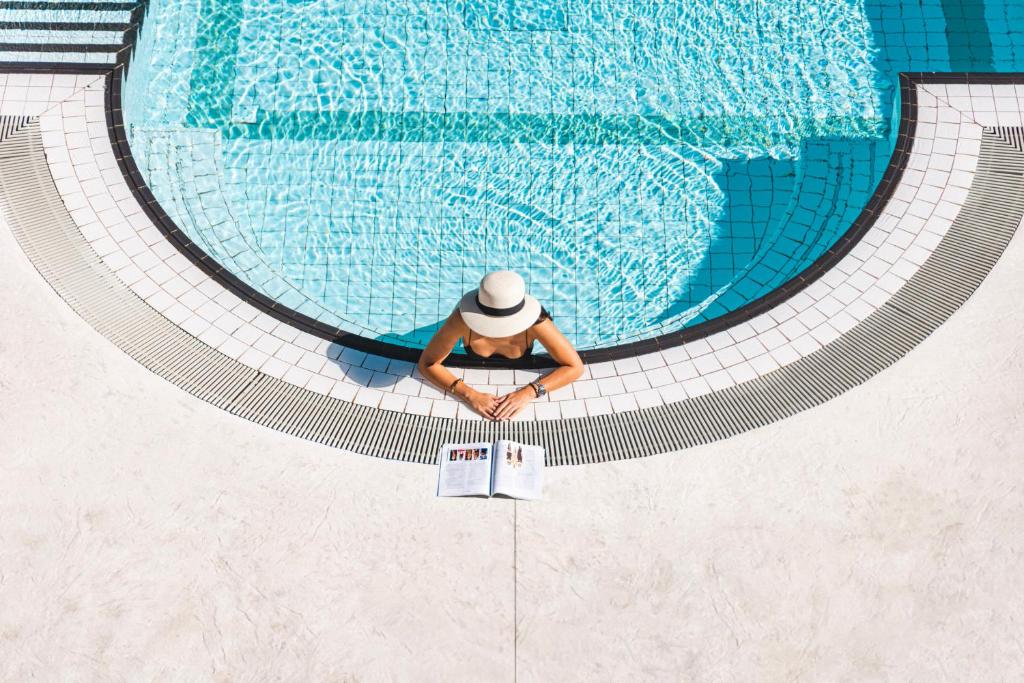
[448,378,463,395]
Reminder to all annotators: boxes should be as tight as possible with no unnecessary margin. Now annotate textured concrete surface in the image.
[2,208,1023,680]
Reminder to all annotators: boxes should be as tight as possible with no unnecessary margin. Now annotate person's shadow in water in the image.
[323,320,445,392]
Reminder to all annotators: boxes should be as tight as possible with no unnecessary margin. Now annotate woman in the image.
[418,271,584,420]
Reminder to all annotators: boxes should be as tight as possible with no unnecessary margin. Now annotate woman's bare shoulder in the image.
[447,308,469,332]
[432,309,469,342]
[529,314,556,333]
[419,308,468,362]
[528,314,562,344]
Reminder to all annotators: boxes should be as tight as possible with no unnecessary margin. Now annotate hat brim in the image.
[459,289,542,338]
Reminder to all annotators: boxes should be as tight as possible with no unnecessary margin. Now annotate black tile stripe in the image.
[0,60,110,72]
[0,43,122,52]
[0,2,139,9]
[0,21,130,30]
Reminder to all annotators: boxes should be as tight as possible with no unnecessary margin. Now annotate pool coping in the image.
[2,70,1023,462]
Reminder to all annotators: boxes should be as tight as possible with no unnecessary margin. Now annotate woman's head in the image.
[459,271,541,339]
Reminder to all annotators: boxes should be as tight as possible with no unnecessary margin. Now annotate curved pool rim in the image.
[4,68,1023,461]
[110,49,917,369]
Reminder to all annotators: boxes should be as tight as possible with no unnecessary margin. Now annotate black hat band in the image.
[475,295,525,318]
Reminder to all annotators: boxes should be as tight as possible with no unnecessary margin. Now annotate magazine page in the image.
[436,442,495,497]
[491,440,544,500]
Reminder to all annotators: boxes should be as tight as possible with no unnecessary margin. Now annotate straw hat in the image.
[459,271,541,338]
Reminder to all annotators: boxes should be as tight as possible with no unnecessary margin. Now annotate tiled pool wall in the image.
[117,0,1024,362]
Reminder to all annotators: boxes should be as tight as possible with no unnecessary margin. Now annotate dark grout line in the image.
[0,60,112,73]
[0,43,122,53]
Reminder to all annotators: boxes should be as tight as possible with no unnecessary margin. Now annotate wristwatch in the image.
[529,380,547,398]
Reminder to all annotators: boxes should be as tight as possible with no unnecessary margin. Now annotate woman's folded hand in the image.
[465,388,500,418]
[491,387,535,421]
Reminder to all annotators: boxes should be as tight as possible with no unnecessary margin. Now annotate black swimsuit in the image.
[463,307,551,360]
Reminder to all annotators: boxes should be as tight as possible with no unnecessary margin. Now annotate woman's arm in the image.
[417,312,500,418]
[492,319,584,420]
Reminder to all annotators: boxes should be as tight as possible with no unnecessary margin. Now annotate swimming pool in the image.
[122,0,1024,353]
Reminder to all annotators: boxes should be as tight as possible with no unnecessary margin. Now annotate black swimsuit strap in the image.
[464,328,533,360]
[463,307,550,360]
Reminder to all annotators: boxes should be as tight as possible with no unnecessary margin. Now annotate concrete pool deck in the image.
[2,179,1023,678]
[2,18,1024,678]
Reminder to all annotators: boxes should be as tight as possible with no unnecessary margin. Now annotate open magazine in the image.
[436,440,544,500]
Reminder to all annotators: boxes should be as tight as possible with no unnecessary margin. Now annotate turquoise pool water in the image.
[123,0,1024,350]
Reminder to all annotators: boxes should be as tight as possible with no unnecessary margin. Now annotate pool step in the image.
[0,0,142,66]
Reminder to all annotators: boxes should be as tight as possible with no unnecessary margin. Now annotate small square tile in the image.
[705,370,735,391]
[379,393,408,413]
[273,343,304,365]
[584,396,613,416]
[404,396,433,416]
[354,387,384,408]
[282,366,313,388]
[587,362,617,379]
[572,380,600,399]
[533,402,562,421]
[329,382,358,402]
[634,389,663,409]
[558,399,587,419]
[610,394,639,413]
[456,403,484,421]
[597,376,625,396]
[260,357,291,380]
[430,399,458,419]
[621,372,651,392]
[305,374,334,395]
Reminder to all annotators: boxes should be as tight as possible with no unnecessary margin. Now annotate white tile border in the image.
[2,71,1013,422]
